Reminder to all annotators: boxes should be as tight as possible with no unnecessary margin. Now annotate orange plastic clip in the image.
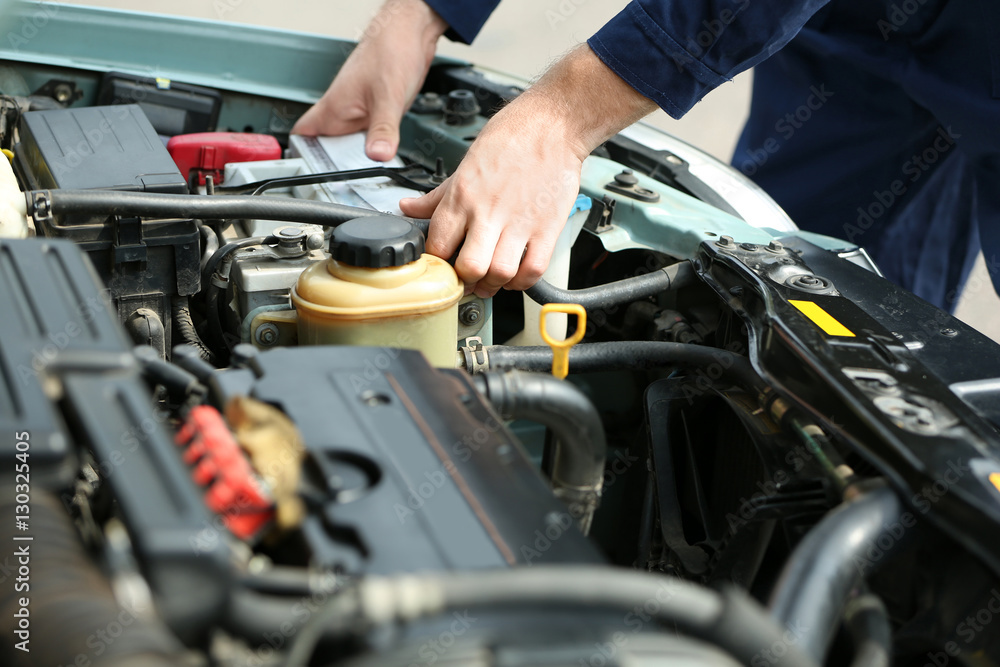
[540,303,587,380]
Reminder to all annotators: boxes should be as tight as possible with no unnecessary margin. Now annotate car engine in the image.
[0,41,999,667]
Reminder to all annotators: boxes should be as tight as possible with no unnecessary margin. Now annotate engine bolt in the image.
[255,323,280,347]
[940,327,958,337]
[717,235,735,247]
[766,240,784,252]
[459,301,483,326]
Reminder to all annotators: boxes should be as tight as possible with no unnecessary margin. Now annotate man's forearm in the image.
[511,45,659,161]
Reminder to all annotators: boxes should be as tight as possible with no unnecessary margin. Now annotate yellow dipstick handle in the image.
[540,303,587,379]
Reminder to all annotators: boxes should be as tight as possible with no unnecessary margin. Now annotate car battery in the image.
[14,105,199,352]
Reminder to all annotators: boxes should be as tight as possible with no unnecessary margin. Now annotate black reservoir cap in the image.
[331,216,425,268]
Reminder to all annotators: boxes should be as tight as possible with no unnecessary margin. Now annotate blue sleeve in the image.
[587,0,831,118]
[423,0,501,45]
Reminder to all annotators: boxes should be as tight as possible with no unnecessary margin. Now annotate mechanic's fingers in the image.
[291,99,366,137]
[290,105,322,135]
[364,97,404,161]
[453,217,507,294]
[399,185,444,219]
[506,238,556,292]
[402,187,466,262]
[473,229,530,298]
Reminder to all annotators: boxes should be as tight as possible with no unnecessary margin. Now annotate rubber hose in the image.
[845,594,892,667]
[171,296,213,363]
[473,370,606,493]
[28,189,429,234]
[525,262,696,311]
[0,488,181,667]
[768,484,904,664]
[285,566,818,667]
[202,236,268,287]
[171,344,218,383]
[199,223,220,272]
[478,341,767,396]
[133,345,203,401]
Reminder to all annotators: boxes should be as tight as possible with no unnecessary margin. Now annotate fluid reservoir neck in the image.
[326,256,427,290]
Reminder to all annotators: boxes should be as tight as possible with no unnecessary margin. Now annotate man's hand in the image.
[400,45,658,297]
[291,0,447,162]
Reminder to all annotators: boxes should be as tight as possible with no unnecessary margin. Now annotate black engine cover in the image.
[215,347,602,573]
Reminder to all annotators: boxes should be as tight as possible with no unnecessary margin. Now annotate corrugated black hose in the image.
[0,487,181,667]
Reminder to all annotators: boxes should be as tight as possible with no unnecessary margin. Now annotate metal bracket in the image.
[459,336,489,374]
[583,195,616,234]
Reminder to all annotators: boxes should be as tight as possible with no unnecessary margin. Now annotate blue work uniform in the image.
[424,0,1000,311]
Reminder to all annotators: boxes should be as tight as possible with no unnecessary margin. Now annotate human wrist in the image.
[517,45,657,161]
[373,0,448,47]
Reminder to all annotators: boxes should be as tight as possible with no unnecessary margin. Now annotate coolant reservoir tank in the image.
[291,216,463,367]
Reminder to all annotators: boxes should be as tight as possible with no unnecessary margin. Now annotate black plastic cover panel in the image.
[15,104,187,193]
[216,347,603,574]
[0,238,126,488]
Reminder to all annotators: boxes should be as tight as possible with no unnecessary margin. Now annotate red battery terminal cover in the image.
[175,405,275,539]
[167,132,281,185]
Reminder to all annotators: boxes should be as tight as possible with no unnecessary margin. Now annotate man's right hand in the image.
[291,0,448,162]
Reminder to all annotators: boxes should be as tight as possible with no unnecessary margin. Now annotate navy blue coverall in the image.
[424,0,1000,311]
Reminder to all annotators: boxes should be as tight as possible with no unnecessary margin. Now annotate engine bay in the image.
[1,10,1000,666]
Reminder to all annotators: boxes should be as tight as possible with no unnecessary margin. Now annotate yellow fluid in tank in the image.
[291,216,463,367]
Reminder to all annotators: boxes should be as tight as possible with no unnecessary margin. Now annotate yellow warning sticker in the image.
[989,473,1000,496]
[788,300,856,337]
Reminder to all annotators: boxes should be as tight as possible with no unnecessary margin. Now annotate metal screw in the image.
[740,243,760,251]
[717,235,735,247]
[766,240,784,253]
[940,328,958,337]
[459,301,483,326]
[255,323,279,347]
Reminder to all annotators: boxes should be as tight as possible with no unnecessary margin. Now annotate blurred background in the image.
[53,1,1000,338]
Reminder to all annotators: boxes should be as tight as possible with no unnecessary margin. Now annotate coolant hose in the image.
[26,189,430,233]
[525,261,696,311]
[0,487,181,667]
[845,594,892,667]
[286,566,819,667]
[133,345,204,402]
[473,371,606,531]
[768,484,905,664]
[473,341,767,396]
